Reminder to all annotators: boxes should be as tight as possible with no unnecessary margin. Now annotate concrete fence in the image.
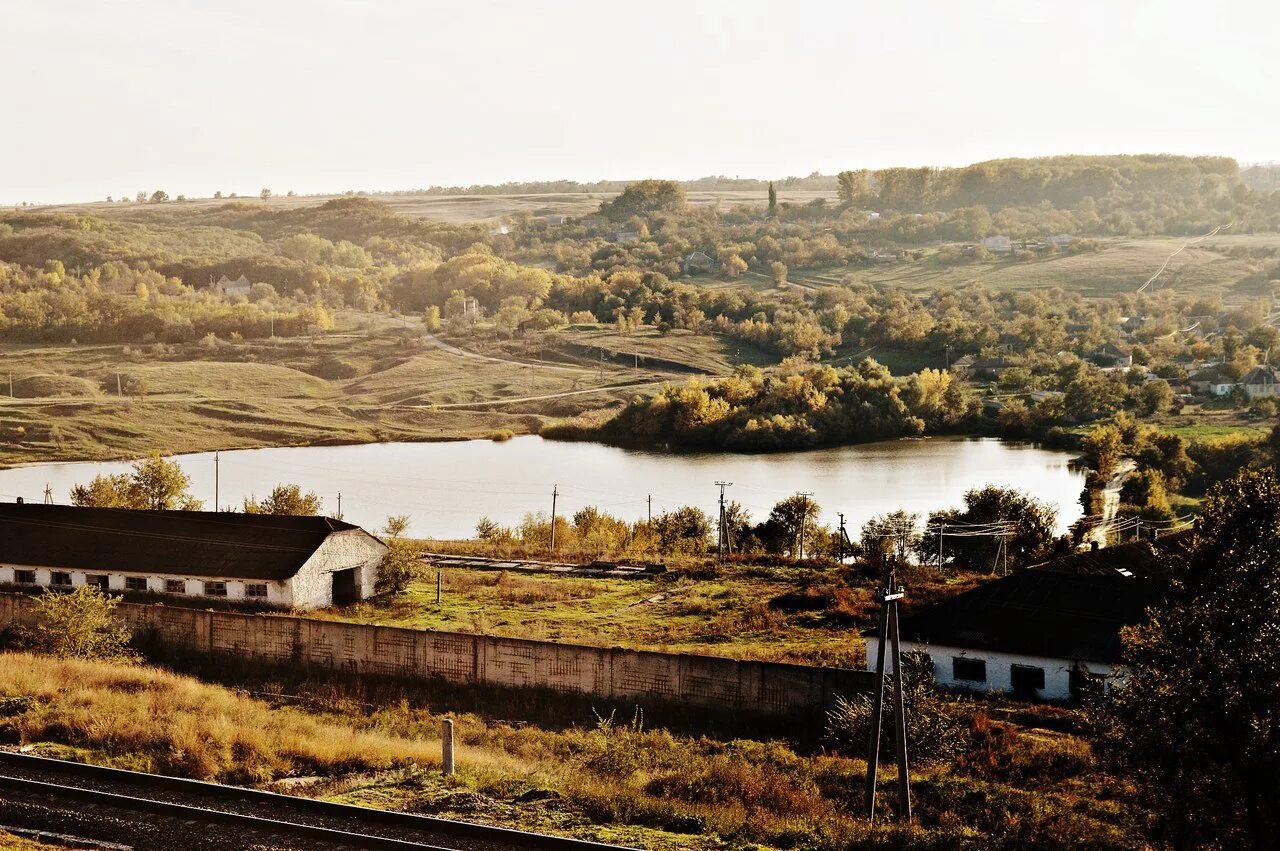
[0,593,870,718]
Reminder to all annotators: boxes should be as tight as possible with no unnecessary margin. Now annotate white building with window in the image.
[0,503,388,610]
[865,536,1187,701]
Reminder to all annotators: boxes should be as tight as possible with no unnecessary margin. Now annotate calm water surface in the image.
[0,436,1085,539]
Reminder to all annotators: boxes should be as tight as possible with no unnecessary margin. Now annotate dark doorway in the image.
[331,568,358,605]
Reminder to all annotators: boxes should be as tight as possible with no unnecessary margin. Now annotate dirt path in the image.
[411,379,666,409]
[422,331,589,373]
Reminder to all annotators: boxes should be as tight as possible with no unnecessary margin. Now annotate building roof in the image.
[1242,364,1280,386]
[1190,364,1234,383]
[0,503,363,581]
[1094,342,1131,358]
[894,568,1168,664]
[1029,532,1194,580]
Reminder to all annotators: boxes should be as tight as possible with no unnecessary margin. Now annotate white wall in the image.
[865,637,1117,701]
[0,563,289,606]
[284,529,387,609]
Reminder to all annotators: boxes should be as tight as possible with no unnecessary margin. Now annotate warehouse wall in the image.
[0,592,869,717]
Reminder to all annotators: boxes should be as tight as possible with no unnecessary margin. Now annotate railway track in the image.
[0,751,637,851]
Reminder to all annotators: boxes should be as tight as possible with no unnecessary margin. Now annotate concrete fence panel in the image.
[0,593,870,717]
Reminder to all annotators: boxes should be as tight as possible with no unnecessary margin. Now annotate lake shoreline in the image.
[1,434,1089,540]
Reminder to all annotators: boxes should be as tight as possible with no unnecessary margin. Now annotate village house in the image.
[607,230,641,244]
[0,503,387,610]
[867,535,1190,701]
[1241,364,1280,400]
[212,274,252,297]
[1089,342,1133,369]
[682,251,718,275]
[949,353,976,374]
[968,356,1015,378]
[1189,364,1236,396]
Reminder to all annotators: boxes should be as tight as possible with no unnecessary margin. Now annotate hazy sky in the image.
[2,0,1276,204]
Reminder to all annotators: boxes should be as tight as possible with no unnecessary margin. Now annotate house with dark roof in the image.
[1089,342,1133,369]
[1241,364,1280,400]
[0,503,387,609]
[866,536,1188,700]
[1189,363,1236,396]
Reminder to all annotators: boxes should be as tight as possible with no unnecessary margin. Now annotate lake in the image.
[0,436,1085,539]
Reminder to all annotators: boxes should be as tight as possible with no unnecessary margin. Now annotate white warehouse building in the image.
[0,503,388,610]
[865,536,1188,701]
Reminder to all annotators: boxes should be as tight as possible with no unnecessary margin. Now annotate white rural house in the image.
[1189,364,1236,397]
[212,274,252,297]
[866,536,1188,701]
[0,503,387,610]
[1241,364,1280,400]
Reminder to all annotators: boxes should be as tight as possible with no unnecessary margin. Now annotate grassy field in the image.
[318,562,987,668]
[30,188,837,225]
[0,314,736,467]
[780,236,1273,302]
[0,649,1150,850]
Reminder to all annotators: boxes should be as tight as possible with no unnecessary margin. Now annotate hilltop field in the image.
[5,155,1280,467]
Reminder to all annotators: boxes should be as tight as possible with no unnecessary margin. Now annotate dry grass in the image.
[0,648,1152,849]
[0,652,439,783]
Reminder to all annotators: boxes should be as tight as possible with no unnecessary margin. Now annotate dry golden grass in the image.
[0,652,439,783]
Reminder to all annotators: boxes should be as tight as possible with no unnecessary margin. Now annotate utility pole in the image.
[43,484,53,505]
[214,452,219,511]
[647,494,652,525]
[837,513,846,563]
[937,521,945,569]
[337,491,342,519]
[549,485,559,551]
[865,556,911,823]
[7,372,12,397]
[116,372,122,395]
[715,481,733,562]
[797,492,814,560]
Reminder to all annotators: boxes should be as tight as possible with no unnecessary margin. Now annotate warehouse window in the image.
[952,657,986,683]
[51,572,72,588]
[244,583,268,599]
[165,579,186,594]
[85,575,109,591]
[125,577,148,592]
[1011,664,1046,694]
[13,570,35,585]
[203,581,227,597]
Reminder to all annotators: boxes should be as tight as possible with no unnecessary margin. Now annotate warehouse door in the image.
[331,568,358,605]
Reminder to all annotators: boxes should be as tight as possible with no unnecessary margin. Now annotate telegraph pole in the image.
[337,491,342,519]
[43,484,53,505]
[214,452,219,511]
[715,481,733,562]
[837,513,846,563]
[647,494,652,525]
[797,492,814,560]
[550,485,559,551]
[865,556,911,823]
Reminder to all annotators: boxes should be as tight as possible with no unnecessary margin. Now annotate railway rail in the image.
[0,751,636,851]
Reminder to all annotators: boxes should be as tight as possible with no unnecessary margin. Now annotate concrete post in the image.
[441,718,455,776]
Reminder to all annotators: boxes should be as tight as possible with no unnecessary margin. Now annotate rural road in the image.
[415,379,665,409]
[421,331,589,373]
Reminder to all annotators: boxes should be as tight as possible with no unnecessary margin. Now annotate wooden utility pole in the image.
[549,484,559,551]
[797,492,814,560]
[865,557,911,823]
[837,513,846,562]
[647,494,652,525]
[337,491,342,519]
[715,481,733,562]
[214,452,219,511]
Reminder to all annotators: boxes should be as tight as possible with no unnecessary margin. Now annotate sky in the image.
[2,0,1276,204]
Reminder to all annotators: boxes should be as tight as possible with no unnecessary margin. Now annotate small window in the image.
[51,572,72,588]
[952,657,987,683]
[165,579,186,594]
[85,575,110,591]
[244,583,268,599]
[203,581,227,597]
[14,570,35,585]
[1011,664,1046,693]
[125,577,148,592]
